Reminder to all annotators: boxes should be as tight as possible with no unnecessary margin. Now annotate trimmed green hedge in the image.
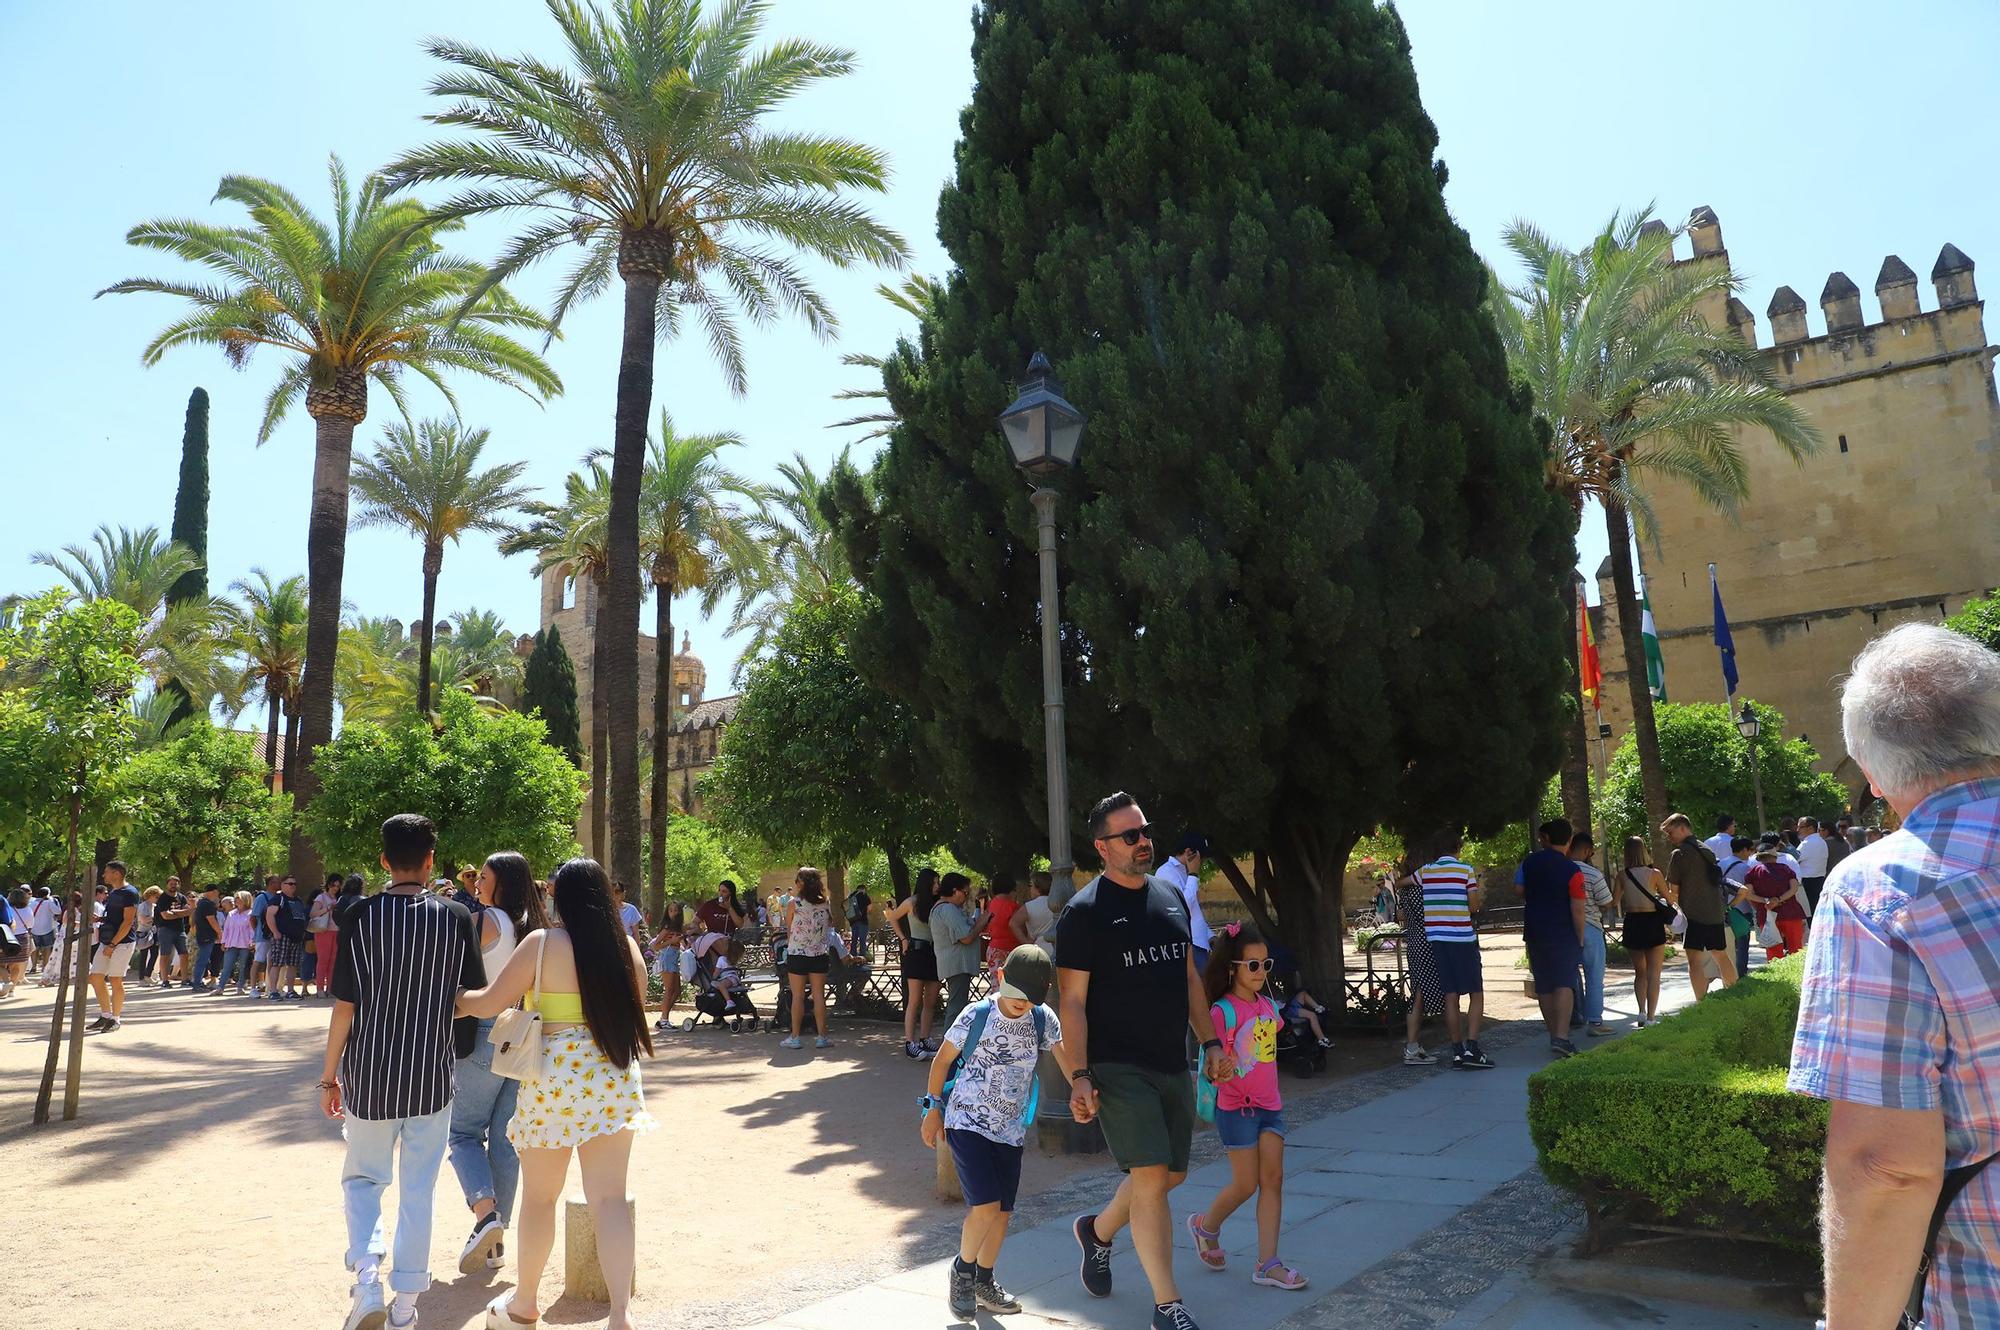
[1527,955,1827,1248]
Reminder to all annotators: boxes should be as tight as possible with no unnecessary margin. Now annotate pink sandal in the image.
[1187,1214,1226,1270]
[1252,1258,1307,1290]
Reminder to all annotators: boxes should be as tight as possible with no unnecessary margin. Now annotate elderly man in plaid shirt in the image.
[1789,624,2000,1329]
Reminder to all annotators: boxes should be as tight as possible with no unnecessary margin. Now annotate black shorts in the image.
[946,1128,1024,1210]
[1526,941,1581,994]
[1430,940,1483,995]
[786,952,830,976]
[1682,919,1729,952]
[901,941,937,982]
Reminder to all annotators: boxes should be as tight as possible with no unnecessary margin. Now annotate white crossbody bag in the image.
[488,933,546,1083]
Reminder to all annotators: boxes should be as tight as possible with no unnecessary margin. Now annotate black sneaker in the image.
[1459,1045,1495,1070]
[86,1016,112,1032]
[975,1272,1021,1313]
[1152,1301,1202,1330]
[948,1260,976,1319]
[1447,1044,1465,1068]
[1074,1213,1113,1297]
[458,1212,504,1274]
[1550,1038,1579,1058]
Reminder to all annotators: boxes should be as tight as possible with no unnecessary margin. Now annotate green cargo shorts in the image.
[1091,1061,1195,1173]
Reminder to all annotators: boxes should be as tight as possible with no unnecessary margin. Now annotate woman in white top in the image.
[781,867,835,1050]
[448,851,550,1277]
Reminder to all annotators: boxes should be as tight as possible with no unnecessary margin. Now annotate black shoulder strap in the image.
[1910,1155,2000,1324]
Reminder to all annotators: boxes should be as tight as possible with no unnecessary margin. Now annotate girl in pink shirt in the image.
[1186,924,1307,1291]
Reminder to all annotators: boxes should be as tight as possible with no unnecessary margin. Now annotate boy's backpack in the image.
[273,895,308,942]
[940,998,1047,1126]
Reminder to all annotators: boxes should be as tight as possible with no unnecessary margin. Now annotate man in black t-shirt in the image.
[321,814,483,1329]
[187,884,224,991]
[152,877,190,986]
[1057,792,1232,1330]
[87,860,141,1031]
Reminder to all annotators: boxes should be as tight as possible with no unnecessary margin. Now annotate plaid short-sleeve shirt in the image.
[1788,777,2000,1329]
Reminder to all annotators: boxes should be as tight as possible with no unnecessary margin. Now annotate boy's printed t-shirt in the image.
[1211,993,1283,1112]
[1416,857,1479,942]
[942,1001,1061,1148]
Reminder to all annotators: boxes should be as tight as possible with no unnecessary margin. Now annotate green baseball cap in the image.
[997,943,1054,1005]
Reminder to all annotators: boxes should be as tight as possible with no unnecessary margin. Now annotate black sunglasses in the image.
[1100,824,1156,847]
[1232,957,1275,973]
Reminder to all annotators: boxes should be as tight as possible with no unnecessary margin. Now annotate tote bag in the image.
[489,934,546,1082]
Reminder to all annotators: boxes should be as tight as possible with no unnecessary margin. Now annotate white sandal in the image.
[484,1293,538,1329]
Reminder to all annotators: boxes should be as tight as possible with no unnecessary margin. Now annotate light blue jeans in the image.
[448,1017,520,1224]
[342,1104,451,1293]
[1580,925,1608,1025]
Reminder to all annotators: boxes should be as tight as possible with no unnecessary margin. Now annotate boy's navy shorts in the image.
[946,1128,1024,1211]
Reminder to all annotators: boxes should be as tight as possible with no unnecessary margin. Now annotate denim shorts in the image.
[1214,1103,1287,1151]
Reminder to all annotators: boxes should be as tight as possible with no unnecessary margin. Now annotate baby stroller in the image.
[683,942,761,1033]
[1265,945,1329,1078]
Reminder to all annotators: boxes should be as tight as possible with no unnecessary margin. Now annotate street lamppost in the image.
[999,351,1087,893]
[1737,702,1767,834]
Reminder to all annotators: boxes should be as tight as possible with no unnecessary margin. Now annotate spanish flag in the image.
[1580,598,1603,715]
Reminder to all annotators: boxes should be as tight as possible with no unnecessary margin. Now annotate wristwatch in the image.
[1201,1038,1223,1052]
[918,1093,942,1113]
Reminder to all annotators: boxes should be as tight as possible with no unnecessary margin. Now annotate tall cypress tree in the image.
[163,387,211,727]
[829,0,1575,994]
[522,627,583,767]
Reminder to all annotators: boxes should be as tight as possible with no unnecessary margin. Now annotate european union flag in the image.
[1710,563,1739,699]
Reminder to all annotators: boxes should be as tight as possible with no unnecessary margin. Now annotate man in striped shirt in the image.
[320,814,484,1330]
[1402,836,1492,1070]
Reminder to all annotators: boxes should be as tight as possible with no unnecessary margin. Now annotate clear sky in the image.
[4,1,1995,696]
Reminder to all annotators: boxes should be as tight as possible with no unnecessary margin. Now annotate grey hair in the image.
[1842,624,2000,798]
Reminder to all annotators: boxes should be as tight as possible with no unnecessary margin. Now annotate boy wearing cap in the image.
[919,944,1079,1320]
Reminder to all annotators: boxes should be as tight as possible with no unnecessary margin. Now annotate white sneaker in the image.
[343,1281,387,1330]
[1402,1045,1438,1066]
[459,1212,504,1274]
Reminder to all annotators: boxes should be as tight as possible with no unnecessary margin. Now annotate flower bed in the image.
[1526,955,1826,1250]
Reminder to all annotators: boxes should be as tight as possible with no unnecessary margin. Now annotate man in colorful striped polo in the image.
[1403,836,1492,1070]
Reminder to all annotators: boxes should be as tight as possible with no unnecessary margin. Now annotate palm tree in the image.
[350,419,536,713]
[830,274,940,440]
[727,450,860,663]
[630,412,765,910]
[29,525,237,708]
[388,0,907,892]
[99,156,561,884]
[230,570,308,789]
[1490,209,1821,857]
[334,616,416,726]
[439,607,526,699]
[503,464,614,856]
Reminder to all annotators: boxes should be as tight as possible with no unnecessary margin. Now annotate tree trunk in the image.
[647,580,674,918]
[283,702,301,794]
[886,845,911,903]
[1604,493,1671,864]
[590,574,609,860]
[604,271,660,898]
[417,543,443,715]
[264,691,282,792]
[1265,821,1362,1012]
[34,788,83,1125]
[1560,572,1595,839]
[288,403,362,886]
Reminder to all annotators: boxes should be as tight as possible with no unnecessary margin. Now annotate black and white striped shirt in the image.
[332,889,484,1121]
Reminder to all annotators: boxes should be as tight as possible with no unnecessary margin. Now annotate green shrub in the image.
[1527,955,1827,1248]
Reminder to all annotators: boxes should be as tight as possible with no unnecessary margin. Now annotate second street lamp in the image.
[999,352,1085,894]
[1737,701,1767,834]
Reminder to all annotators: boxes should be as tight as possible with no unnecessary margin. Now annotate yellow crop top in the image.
[526,990,586,1023]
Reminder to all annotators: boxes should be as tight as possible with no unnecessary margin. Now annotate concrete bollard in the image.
[564,1194,636,1302]
[935,1133,963,1202]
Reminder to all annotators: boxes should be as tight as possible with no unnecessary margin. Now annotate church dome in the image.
[671,633,706,708]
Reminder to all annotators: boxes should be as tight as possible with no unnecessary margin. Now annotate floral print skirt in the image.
[507,1027,657,1150]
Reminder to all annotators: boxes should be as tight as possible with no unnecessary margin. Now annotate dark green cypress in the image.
[168,388,210,606]
[829,0,1575,994]
[523,627,583,767]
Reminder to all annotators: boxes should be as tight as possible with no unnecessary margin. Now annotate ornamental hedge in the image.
[1527,955,1827,1249]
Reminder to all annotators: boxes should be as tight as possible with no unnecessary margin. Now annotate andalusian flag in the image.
[1641,586,1668,702]
[1579,598,1603,714]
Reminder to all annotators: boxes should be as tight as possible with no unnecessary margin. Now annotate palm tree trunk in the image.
[590,574,609,860]
[1604,492,1671,863]
[288,403,361,887]
[604,269,660,897]
[283,702,301,793]
[417,544,443,714]
[1560,572,1594,839]
[264,691,282,792]
[647,580,673,919]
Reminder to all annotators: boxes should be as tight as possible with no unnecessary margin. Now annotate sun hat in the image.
[996,944,1054,1005]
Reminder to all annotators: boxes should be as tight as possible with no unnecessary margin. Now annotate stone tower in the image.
[1591,207,1999,797]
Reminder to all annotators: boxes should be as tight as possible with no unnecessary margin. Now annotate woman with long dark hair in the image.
[458,858,653,1330]
[448,852,554,1275]
[781,867,835,1050]
[884,867,941,1059]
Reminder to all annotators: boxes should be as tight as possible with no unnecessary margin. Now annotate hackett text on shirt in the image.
[1121,942,1187,968]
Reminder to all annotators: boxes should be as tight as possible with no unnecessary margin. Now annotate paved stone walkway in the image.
[742,961,1808,1330]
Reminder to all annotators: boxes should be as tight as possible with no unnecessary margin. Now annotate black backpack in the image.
[273,895,308,942]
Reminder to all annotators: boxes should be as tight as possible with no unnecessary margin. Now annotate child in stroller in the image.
[684,931,760,1032]
[1263,940,1329,1077]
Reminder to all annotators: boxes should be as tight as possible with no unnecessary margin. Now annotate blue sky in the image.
[4,1,1995,694]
